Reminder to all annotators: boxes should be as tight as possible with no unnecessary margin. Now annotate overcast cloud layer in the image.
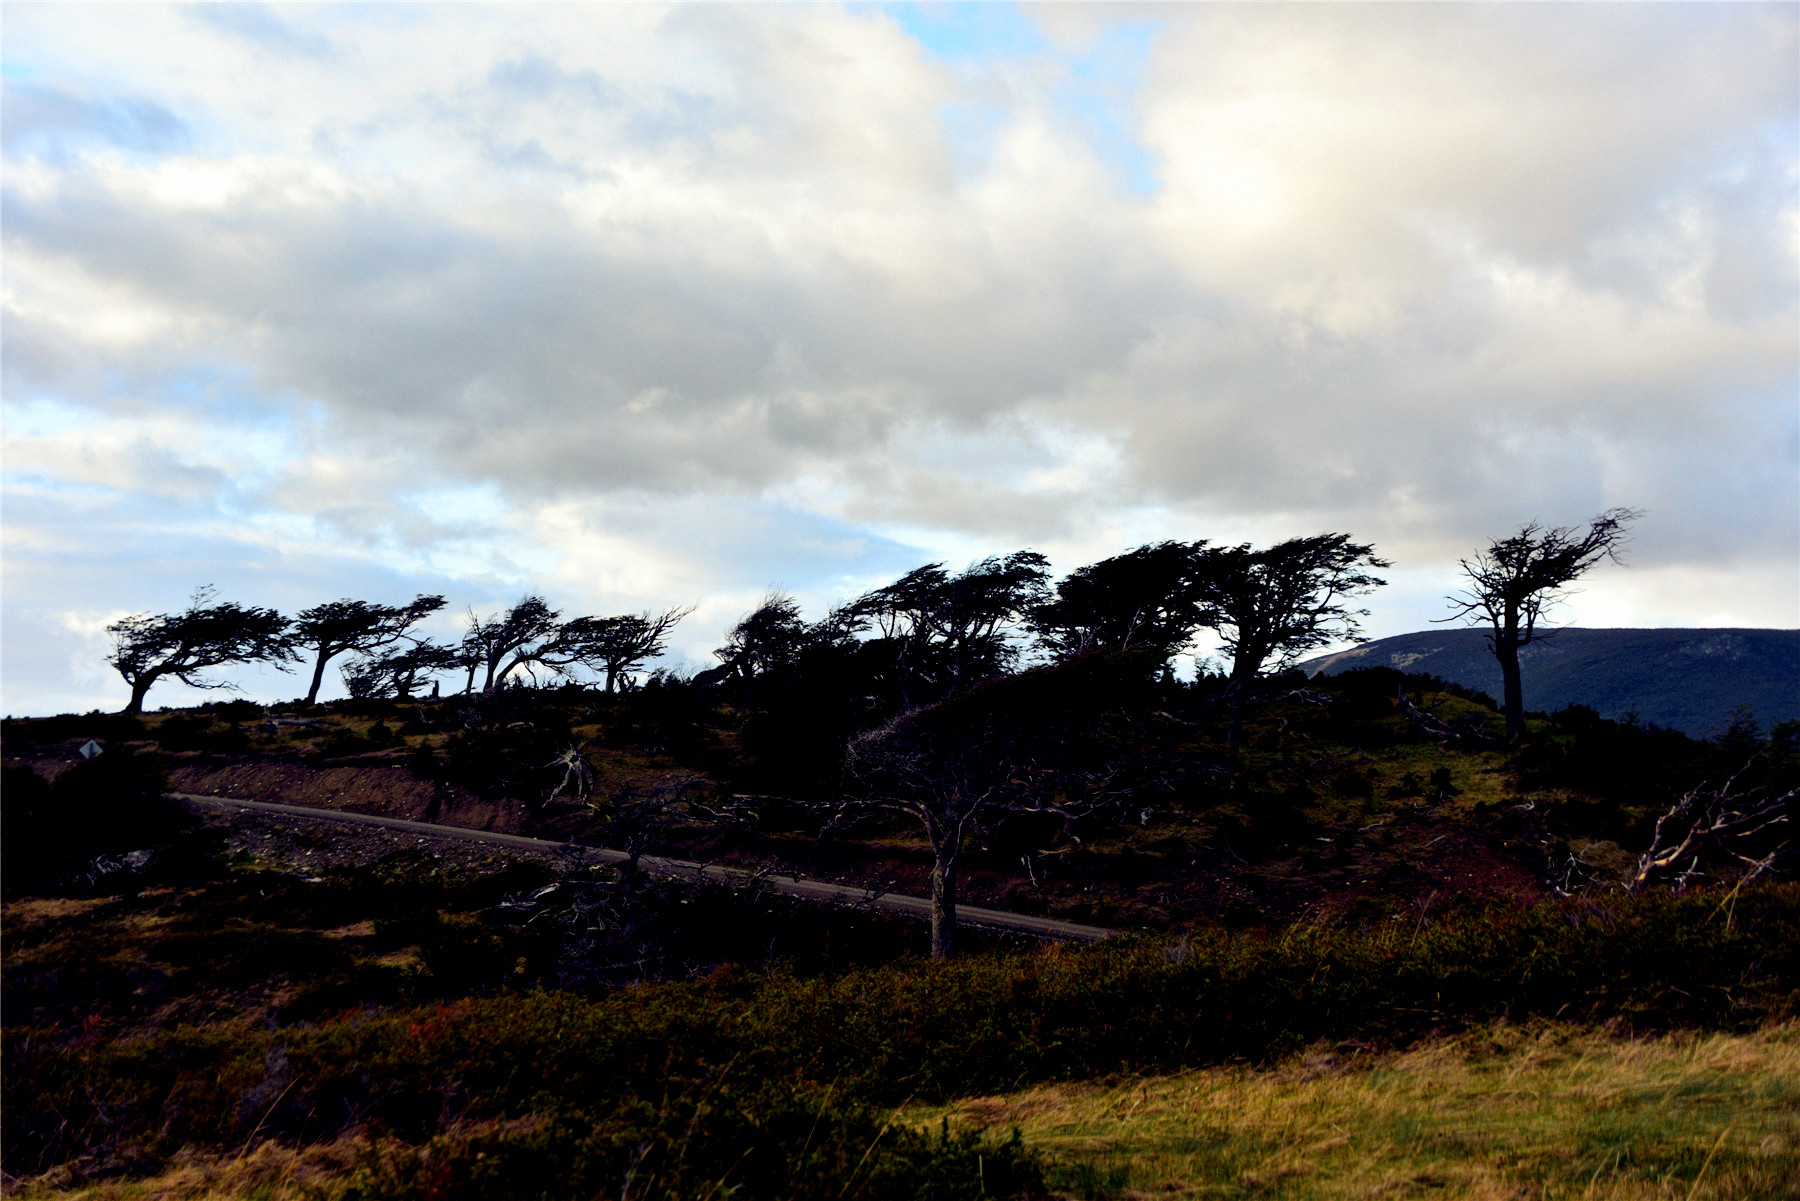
[4,2,1796,715]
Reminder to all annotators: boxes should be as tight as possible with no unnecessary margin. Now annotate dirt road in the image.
[175,793,1117,944]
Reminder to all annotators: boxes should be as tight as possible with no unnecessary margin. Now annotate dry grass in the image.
[7,1139,362,1201]
[923,1024,1800,1199]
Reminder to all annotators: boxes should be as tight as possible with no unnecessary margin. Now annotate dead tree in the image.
[839,662,1152,958]
[1629,763,1792,893]
[1445,509,1639,740]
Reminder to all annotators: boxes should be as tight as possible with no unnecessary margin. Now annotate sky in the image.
[2,2,1796,716]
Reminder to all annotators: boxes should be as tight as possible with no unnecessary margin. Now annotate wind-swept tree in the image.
[290,595,446,705]
[1192,534,1389,758]
[461,597,564,694]
[713,593,811,683]
[846,552,1050,704]
[106,587,296,714]
[1446,509,1639,740]
[460,597,691,694]
[342,637,463,700]
[558,608,692,693]
[1030,540,1210,667]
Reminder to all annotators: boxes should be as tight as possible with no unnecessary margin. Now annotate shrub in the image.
[7,884,1793,1185]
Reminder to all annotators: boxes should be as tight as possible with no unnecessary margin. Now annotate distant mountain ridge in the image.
[1300,628,1800,738]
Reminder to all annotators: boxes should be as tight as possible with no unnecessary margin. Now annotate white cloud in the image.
[1,2,1794,714]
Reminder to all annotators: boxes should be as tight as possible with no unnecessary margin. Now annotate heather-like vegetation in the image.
[5,578,1795,1195]
[5,877,1795,1195]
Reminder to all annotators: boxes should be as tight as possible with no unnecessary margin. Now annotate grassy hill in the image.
[1302,627,1800,737]
[4,661,1796,1197]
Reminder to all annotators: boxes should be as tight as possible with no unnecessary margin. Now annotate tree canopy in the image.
[1029,540,1210,668]
[291,595,446,705]
[1192,534,1390,755]
[106,588,296,714]
[1447,508,1639,739]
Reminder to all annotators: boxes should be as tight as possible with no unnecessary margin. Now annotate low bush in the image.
[6,884,1793,1187]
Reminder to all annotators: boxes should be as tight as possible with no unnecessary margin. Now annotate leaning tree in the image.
[342,637,464,700]
[106,587,296,714]
[1030,540,1211,668]
[1446,508,1639,740]
[1191,534,1390,758]
[290,594,445,705]
[845,552,1051,705]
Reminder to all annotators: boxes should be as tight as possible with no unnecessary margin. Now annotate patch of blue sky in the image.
[879,2,1162,195]
[185,3,335,60]
[0,80,192,162]
[2,396,99,439]
[1053,19,1162,196]
[879,2,1053,65]
[400,482,512,528]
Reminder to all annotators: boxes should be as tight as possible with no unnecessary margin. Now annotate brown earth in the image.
[12,742,1549,930]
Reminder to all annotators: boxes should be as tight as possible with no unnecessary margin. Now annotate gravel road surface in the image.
[175,793,1116,944]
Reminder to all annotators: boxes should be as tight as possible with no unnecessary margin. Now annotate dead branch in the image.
[1397,686,1498,750]
[1629,762,1793,893]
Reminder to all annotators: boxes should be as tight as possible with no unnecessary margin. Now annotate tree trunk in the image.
[1224,657,1261,761]
[1497,640,1526,741]
[303,651,330,706]
[929,853,958,960]
[121,674,155,715]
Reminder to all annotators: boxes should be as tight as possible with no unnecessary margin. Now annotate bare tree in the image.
[290,595,445,705]
[841,662,1148,958]
[1191,534,1389,759]
[106,587,296,714]
[1445,509,1639,740]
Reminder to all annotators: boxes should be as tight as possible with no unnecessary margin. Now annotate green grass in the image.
[921,1024,1800,1199]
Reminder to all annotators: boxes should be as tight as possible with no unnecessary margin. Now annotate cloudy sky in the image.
[3,2,1796,715]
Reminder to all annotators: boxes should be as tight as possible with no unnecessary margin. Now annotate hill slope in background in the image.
[1301,627,1800,736]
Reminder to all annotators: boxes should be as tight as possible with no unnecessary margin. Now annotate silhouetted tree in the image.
[846,552,1050,704]
[843,659,1153,958]
[1192,535,1389,758]
[461,597,563,693]
[290,594,445,704]
[1446,509,1639,740]
[713,593,811,683]
[1031,541,1210,667]
[106,587,295,714]
[342,637,463,700]
[559,608,692,693]
[460,598,691,695]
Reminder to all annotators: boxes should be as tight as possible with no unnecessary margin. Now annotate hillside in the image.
[1301,627,1800,736]
[5,659,1797,1197]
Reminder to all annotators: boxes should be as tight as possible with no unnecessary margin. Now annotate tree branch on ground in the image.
[1629,761,1792,893]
